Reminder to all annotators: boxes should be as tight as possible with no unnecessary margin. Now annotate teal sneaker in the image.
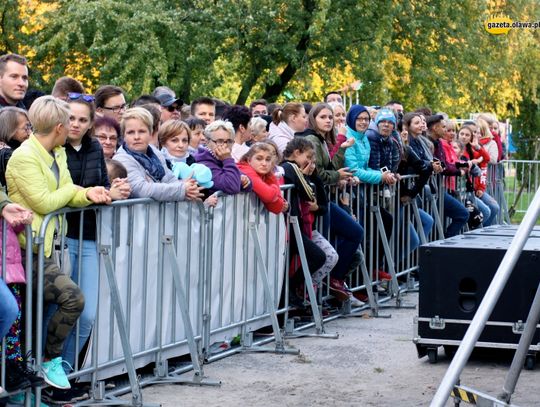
[8,392,50,406]
[41,357,71,390]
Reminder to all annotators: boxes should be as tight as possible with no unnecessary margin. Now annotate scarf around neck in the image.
[123,143,165,181]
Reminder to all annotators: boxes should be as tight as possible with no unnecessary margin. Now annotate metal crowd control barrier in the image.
[431,185,540,406]
[0,168,489,406]
[492,160,540,224]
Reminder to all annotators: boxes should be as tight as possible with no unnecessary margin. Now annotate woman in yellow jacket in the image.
[6,96,110,390]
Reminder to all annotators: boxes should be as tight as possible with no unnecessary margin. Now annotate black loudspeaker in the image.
[465,224,540,238]
[416,233,540,351]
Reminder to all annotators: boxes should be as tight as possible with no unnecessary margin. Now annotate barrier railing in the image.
[1,167,506,406]
[491,160,540,224]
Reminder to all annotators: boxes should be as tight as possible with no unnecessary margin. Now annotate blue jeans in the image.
[44,238,99,372]
[404,208,434,259]
[0,278,18,339]
[326,202,364,280]
[444,192,469,237]
[479,192,500,226]
[475,197,491,226]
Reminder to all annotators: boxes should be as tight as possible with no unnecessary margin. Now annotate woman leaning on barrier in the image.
[5,96,111,390]
[113,107,204,201]
[295,102,364,302]
[37,94,132,403]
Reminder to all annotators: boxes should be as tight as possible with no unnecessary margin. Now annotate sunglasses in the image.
[68,92,95,102]
[166,105,182,113]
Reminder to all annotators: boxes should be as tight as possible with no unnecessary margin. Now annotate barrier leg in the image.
[430,194,446,239]
[283,218,338,339]
[149,236,220,387]
[342,245,391,319]
[373,208,415,310]
[240,222,301,353]
[96,245,160,407]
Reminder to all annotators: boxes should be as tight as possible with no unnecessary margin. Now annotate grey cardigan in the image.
[113,145,186,201]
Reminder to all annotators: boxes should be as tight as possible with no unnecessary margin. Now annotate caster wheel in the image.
[525,354,536,370]
[428,348,438,364]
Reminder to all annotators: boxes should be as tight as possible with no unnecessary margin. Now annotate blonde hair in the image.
[28,95,70,135]
[120,107,154,135]
[445,119,456,132]
[158,119,191,147]
[477,118,492,139]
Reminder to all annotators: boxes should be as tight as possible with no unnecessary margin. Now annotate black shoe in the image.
[42,385,89,404]
[10,354,45,387]
[5,360,32,392]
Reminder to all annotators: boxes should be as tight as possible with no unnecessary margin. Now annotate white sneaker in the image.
[349,294,365,307]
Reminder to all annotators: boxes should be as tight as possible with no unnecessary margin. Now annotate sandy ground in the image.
[130,292,539,407]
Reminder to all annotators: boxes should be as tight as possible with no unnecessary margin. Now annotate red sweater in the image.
[237,162,287,214]
[463,145,491,192]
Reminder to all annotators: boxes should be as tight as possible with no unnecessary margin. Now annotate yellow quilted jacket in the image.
[6,134,92,257]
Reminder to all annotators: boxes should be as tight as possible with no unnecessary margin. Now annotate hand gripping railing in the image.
[431,185,540,406]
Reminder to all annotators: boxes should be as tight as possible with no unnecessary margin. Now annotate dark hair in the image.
[131,94,160,107]
[67,97,96,138]
[249,99,268,110]
[303,102,313,115]
[267,103,282,116]
[271,102,304,125]
[414,106,432,116]
[324,91,341,102]
[105,159,127,180]
[403,112,422,130]
[94,85,124,108]
[222,104,251,132]
[282,137,315,159]
[139,103,161,133]
[213,98,229,120]
[190,96,215,115]
[308,102,335,145]
[185,116,206,130]
[385,100,402,106]
[52,77,84,99]
[94,115,121,139]
[0,54,27,76]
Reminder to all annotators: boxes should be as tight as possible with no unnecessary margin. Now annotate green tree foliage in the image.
[5,0,540,153]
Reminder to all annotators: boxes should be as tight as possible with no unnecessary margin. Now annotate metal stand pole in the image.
[499,281,540,403]
[431,186,540,407]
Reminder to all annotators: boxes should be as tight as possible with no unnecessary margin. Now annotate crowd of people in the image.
[0,53,507,405]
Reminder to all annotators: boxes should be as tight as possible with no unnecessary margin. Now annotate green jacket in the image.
[301,129,345,186]
[6,134,92,257]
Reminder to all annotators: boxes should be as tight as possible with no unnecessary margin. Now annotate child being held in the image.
[237,142,288,214]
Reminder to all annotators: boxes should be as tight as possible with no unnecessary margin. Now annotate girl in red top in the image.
[237,142,289,214]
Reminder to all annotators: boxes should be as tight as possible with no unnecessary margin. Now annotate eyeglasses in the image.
[96,134,118,143]
[356,117,370,123]
[209,138,234,146]
[67,92,95,102]
[18,123,32,133]
[166,105,181,113]
[102,103,127,113]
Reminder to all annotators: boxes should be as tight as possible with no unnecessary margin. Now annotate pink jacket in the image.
[0,223,26,284]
